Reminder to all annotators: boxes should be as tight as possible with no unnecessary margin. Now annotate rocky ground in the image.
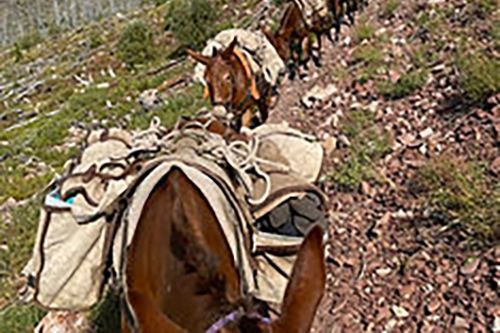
[269,0,499,331]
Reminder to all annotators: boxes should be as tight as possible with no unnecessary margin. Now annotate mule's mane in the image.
[170,202,228,299]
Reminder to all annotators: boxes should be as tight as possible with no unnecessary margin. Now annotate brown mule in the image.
[263,0,364,72]
[262,1,312,71]
[187,39,272,131]
[122,167,326,333]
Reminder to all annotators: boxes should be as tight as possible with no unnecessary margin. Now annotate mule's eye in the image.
[224,74,231,81]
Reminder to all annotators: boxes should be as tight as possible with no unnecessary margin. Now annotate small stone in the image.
[398,133,416,146]
[460,257,480,275]
[361,181,375,197]
[431,63,446,73]
[392,209,414,220]
[375,267,392,277]
[453,315,469,329]
[96,82,110,89]
[426,300,441,313]
[391,305,409,318]
[419,143,428,155]
[338,135,351,147]
[385,318,398,332]
[491,157,500,174]
[342,36,351,47]
[138,89,163,111]
[301,83,337,109]
[420,127,434,139]
[322,136,337,156]
[493,316,500,332]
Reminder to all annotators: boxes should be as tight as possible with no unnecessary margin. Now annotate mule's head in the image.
[187,38,239,113]
[216,225,326,333]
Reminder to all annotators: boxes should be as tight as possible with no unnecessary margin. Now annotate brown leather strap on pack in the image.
[233,48,260,100]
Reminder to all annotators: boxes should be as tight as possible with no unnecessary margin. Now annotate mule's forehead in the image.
[206,56,233,75]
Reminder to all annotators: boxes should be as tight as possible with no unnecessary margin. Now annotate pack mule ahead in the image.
[21,115,327,332]
[188,29,286,130]
[263,0,367,73]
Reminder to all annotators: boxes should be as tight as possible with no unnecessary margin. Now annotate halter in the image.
[205,309,272,333]
[207,47,261,124]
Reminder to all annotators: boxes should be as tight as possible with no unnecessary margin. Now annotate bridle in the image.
[205,308,272,333]
[206,50,260,127]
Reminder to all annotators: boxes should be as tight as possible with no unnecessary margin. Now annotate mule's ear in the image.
[271,226,326,333]
[221,37,238,59]
[186,49,211,65]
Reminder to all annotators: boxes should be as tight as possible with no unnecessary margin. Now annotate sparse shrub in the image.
[411,45,437,68]
[117,20,156,68]
[456,51,499,104]
[354,22,376,41]
[491,19,500,48]
[15,31,43,51]
[47,23,63,36]
[415,11,445,37]
[0,201,40,300]
[331,110,392,191]
[164,0,217,50]
[382,0,400,18]
[469,0,497,17]
[409,156,500,244]
[353,44,384,65]
[378,69,428,99]
[0,305,45,333]
[88,289,121,333]
[89,29,105,49]
[13,43,23,62]
[353,44,386,83]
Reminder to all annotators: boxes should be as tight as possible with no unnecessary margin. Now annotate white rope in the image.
[132,116,289,206]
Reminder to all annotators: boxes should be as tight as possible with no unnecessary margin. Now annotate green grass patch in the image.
[382,0,400,18]
[354,22,376,42]
[330,110,393,191]
[353,44,384,65]
[0,304,45,333]
[377,69,428,99]
[491,19,500,49]
[414,11,446,37]
[87,290,121,333]
[353,44,386,83]
[456,50,500,104]
[165,0,219,50]
[15,31,43,51]
[330,64,349,83]
[468,0,498,17]
[0,162,53,204]
[117,20,157,68]
[0,200,40,300]
[409,157,500,245]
